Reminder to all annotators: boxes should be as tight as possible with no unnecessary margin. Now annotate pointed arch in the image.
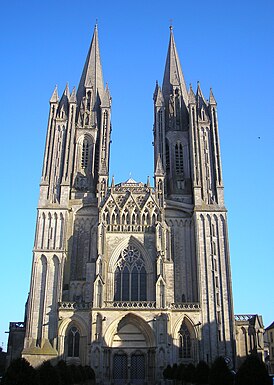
[36,255,48,346]
[40,212,46,249]
[104,313,156,347]
[108,237,154,302]
[179,321,192,358]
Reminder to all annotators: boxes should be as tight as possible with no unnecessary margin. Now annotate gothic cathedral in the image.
[22,25,235,383]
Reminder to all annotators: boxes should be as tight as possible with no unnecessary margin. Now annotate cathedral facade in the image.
[21,25,235,383]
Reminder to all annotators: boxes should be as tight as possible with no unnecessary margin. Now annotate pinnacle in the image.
[155,154,165,176]
[101,84,111,108]
[188,83,196,104]
[196,81,207,107]
[209,87,217,105]
[70,87,77,103]
[153,83,164,107]
[50,85,59,103]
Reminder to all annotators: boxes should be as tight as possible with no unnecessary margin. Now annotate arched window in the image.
[67,326,80,357]
[179,322,191,358]
[114,245,147,301]
[81,139,90,169]
[175,142,184,174]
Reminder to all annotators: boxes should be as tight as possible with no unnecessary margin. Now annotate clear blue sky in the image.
[0,0,273,350]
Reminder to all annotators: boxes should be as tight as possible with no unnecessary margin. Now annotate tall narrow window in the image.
[165,140,170,173]
[179,322,191,358]
[81,139,89,169]
[114,245,147,301]
[175,142,184,174]
[86,91,91,110]
[67,326,80,357]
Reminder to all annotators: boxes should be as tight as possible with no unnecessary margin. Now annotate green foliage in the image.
[235,354,272,385]
[195,360,209,384]
[2,357,96,385]
[208,356,233,385]
[55,360,73,385]
[37,361,60,385]
[1,357,37,385]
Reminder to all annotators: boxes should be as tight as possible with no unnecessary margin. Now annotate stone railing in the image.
[58,302,91,310]
[105,301,156,309]
[106,224,155,233]
[167,302,200,310]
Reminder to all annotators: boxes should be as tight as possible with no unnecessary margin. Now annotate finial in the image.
[95,19,98,29]
[169,19,173,31]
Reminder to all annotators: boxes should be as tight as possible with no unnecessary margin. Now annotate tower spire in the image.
[162,26,188,106]
[77,24,104,104]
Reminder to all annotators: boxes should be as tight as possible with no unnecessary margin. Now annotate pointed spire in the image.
[196,81,207,107]
[70,87,77,103]
[111,175,115,188]
[153,82,164,107]
[77,24,104,104]
[50,85,59,103]
[155,154,165,175]
[188,83,196,104]
[209,88,217,105]
[162,26,188,106]
[101,83,111,108]
[57,84,70,117]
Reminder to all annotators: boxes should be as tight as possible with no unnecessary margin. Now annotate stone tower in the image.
[21,25,235,382]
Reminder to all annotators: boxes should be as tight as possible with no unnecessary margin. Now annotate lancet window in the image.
[165,140,170,173]
[67,326,80,357]
[114,245,147,301]
[175,142,184,174]
[179,322,192,359]
[81,139,90,169]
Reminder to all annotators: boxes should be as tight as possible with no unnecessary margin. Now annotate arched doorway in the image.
[109,314,155,384]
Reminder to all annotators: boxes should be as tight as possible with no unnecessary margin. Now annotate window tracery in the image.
[179,322,191,359]
[114,245,147,301]
[67,325,80,357]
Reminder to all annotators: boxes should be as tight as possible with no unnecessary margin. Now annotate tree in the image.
[55,360,73,385]
[209,357,233,385]
[184,363,195,384]
[195,361,209,384]
[37,361,60,385]
[235,354,272,385]
[2,357,37,385]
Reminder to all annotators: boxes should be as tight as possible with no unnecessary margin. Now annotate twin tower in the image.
[22,25,235,383]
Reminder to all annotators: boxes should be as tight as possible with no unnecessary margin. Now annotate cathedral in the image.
[20,25,235,383]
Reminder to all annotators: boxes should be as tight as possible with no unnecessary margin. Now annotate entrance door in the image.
[113,353,127,385]
[131,353,145,384]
